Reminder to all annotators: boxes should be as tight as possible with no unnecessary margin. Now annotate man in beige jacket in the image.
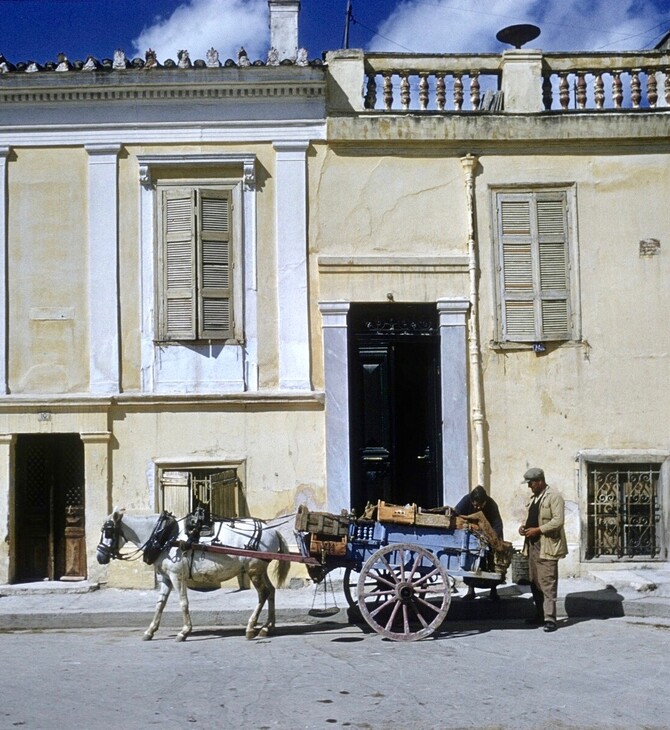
[518,467,568,632]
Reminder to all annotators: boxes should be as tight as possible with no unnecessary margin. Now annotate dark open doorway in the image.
[14,434,86,582]
[348,303,442,515]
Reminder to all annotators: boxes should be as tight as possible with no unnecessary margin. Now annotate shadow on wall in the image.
[564,586,624,618]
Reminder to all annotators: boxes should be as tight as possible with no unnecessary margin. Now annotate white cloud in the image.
[369,0,668,53]
[132,0,268,63]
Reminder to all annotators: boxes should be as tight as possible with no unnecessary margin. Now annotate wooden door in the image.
[348,304,442,515]
[15,434,86,582]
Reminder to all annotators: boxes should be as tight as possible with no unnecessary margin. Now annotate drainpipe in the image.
[460,154,486,488]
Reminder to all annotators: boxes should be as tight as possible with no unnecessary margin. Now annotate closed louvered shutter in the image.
[497,191,570,342]
[197,189,232,339]
[536,194,570,339]
[162,189,197,340]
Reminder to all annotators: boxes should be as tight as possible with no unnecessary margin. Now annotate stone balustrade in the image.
[541,52,670,110]
[362,53,502,111]
[326,49,670,114]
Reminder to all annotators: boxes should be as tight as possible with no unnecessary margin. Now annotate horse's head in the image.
[96,507,126,564]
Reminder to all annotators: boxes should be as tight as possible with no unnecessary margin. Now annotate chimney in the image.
[268,0,300,61]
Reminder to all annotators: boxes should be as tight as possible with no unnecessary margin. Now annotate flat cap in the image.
[523,467,545,482]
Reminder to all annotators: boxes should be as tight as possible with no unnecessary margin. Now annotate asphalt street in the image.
[1,615,669,730]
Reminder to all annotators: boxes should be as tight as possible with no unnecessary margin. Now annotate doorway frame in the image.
[320,297,470,512]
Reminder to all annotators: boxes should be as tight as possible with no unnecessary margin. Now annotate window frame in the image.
[155,178,243,344]
[155,459,247,519]
[577,451,669,563]
[490,184,581,348]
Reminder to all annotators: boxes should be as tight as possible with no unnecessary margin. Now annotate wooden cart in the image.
[294,502,513,642]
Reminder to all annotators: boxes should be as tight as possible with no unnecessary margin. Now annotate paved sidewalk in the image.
[1,569,669,631]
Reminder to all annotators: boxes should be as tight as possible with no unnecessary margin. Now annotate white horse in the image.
[96,508,290,642]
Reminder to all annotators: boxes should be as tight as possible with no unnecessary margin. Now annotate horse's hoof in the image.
[176,634,187,642]
[258,628,269,638]
[142,634,153,641]
[245,631,256,640]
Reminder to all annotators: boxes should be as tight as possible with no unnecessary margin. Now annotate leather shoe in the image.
[543,621,558,633]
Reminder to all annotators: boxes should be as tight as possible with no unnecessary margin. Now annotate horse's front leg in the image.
[144,572,171,641]
[173,574,192,642]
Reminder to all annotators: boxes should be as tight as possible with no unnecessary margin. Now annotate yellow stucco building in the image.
[0,3,667,588]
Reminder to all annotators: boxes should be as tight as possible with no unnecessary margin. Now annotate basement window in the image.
[586,462,662,560]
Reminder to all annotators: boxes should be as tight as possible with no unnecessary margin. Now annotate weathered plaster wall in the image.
[7,148,89,393]
[474,150,670,564]
[101,404,325,587]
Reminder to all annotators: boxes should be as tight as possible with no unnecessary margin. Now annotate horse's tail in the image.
[272,531,291,589]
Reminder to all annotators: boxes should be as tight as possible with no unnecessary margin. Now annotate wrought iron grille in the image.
[586,464,661,559]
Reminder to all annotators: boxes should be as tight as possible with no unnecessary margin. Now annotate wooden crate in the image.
[309,534,347,557]
[377,500,416,525]
[415,509,455,529]
[295,504,350,537]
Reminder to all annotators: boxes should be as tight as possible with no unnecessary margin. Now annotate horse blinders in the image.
[96,518,123,564]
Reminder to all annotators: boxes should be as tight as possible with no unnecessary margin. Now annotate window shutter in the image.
[162,189,197,340]
[497,191,571,342]
[499,195,536,340]
[536,193,570,340]
[160,471,192,516]
[197,189,232,339]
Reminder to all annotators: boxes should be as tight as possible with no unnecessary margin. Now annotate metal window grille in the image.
[160,468,242,519]
[586,464,661,559]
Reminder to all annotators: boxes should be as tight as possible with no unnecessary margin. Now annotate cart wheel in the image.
[342,567,359,609]
[343,566,391,610]
[357,543,451,642]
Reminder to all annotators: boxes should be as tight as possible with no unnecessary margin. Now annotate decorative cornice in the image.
[0,391,325,411]
[0,72,326,106]
[0,121,327,148]
[85,143,122,157]
[137,152,257,188]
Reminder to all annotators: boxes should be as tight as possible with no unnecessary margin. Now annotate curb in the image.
[1,593,669,631]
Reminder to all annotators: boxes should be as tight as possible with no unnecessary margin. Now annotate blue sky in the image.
[1,0,670,65]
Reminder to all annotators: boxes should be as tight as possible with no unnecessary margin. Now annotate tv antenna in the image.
[496,24,541,49]
[343,0,353,49]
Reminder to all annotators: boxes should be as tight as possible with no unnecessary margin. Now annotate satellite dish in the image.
[496,24,541,49]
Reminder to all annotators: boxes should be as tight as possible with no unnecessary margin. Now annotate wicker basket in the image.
[511,551,530,584]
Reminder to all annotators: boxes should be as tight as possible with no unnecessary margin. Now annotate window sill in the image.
[154,338,244,347]
[488,338,583,353]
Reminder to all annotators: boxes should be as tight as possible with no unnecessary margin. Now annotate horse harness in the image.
[98,510,266,568]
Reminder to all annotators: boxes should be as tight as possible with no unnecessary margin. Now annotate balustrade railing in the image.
[542,53,670,110]
[356,50,670,113]
[363,54,502,112]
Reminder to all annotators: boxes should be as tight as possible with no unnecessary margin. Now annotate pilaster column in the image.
[0,434,16,583]
[274,141,311,390]
[86,144,121,394]
[80,431,113,583]
[319,301,351,512]
[0,148,10,395]
[437,298,470,507]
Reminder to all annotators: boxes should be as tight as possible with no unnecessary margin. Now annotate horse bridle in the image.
[97,518,127,562]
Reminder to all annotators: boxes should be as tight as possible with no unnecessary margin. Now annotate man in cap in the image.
[518,468,568,632]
